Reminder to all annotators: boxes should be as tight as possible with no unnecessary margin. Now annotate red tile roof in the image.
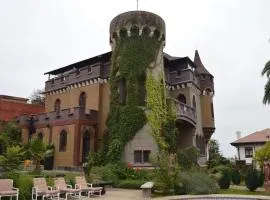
[231,128,270,146]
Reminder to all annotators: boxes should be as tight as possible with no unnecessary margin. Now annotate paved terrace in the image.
[76,188,270,200]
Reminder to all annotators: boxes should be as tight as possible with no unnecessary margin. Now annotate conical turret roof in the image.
[194,50,212,76]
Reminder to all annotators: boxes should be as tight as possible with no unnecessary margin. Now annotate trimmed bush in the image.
[258,170,264,187]
[90,164,120,184]
[176,171,219,195]
[14,174,33,200]
[116,179,145,189]
[245,168,259,191]
[231,169,241,185]
[218,169,231,189]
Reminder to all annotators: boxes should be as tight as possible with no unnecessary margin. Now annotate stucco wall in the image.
[52,124,75,167]
[98,83,110,138]
[200,95,214,128]
[45,84,100,113]
[124,124,158,164]
[237,144,264,165]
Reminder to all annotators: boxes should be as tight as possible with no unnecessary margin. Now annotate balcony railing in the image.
[167,70,200,86]
[176,101,197,126]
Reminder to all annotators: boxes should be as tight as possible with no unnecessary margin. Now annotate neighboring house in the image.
[17,11,215,169]
[231,128,270,165]
[0,95,44,125]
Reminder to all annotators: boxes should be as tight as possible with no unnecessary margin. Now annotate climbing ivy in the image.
[146,75,178,153]
[106,28,177,163]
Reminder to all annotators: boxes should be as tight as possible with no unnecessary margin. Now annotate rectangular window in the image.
[245,147,253,158]
[134,151,142,163]
[134,150,151,163]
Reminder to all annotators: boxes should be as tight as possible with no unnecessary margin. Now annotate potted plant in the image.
[44,144,55,170]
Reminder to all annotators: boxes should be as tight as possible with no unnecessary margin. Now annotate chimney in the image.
[236,131,241,140]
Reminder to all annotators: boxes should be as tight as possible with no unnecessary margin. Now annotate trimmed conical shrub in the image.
[245,167,259,191]
[218,169,231,189]
[231,169,241,185]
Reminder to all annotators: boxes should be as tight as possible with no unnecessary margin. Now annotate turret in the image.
[194,50,215,142]
[106,11,166,163]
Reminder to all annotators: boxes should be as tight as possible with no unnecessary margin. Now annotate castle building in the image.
[17,11,215,169]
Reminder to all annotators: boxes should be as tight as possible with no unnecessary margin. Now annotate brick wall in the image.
[0,97,44,122]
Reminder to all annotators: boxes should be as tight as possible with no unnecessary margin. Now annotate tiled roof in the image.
[231,128,270,146]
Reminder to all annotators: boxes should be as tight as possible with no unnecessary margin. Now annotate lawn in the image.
[220,188,270,196]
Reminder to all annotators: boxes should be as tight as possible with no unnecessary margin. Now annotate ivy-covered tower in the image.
[107,11,167,163]
[194,50,215,144]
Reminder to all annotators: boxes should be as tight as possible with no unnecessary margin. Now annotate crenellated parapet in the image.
[109,11,166,44]
[17,107,98,128]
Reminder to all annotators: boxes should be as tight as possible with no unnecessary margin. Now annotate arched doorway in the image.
[82,131,91,163]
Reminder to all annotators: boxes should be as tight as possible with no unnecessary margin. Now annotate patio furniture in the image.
[54,177,81,200]
[32,178,59,200]
[75,176,102,197]
[0,179,19,200]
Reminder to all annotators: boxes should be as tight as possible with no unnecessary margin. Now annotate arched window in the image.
[139,74,146,105]
[37,132,43,141]
[192,96,196,109]
[177,94,186,104]
[79,92,86,108]
[196,135,199,148]
[119,78,126,104]
[211,103,214,118]
[54,99,61,115]
[205,88,212,95]
[59,130,67,152]
[82,131,91,163]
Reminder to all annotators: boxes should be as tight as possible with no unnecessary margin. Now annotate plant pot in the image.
[44,156,54,170]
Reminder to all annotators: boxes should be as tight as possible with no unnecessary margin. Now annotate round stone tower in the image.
[106,11,166,163]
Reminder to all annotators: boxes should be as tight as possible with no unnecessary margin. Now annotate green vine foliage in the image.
[106,29,161,163]
[106,27,178,163]
[146,75,178,153]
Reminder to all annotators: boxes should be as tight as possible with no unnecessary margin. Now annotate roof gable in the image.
[231,128,270,146]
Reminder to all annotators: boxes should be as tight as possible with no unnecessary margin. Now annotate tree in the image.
[255,141,270,168]
[207,139,230,169]
[262,60,270,104]
[0,122,22,154]
[245,167,259,191]
[0,145,24,172]
[218,169,231,189]
[29,89,45,105]
[24,139,46,171]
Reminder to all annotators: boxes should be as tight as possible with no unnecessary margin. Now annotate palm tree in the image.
[24,139,46,171]
[262,60,270,104]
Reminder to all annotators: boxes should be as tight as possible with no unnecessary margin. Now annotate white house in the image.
[231,128,270,165]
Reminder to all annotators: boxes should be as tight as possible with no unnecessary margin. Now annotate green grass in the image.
[220,188,270,196]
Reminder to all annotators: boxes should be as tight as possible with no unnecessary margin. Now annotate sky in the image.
[0,0,269,157]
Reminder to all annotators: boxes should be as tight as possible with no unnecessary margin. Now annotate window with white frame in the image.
[245,147,253,158]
